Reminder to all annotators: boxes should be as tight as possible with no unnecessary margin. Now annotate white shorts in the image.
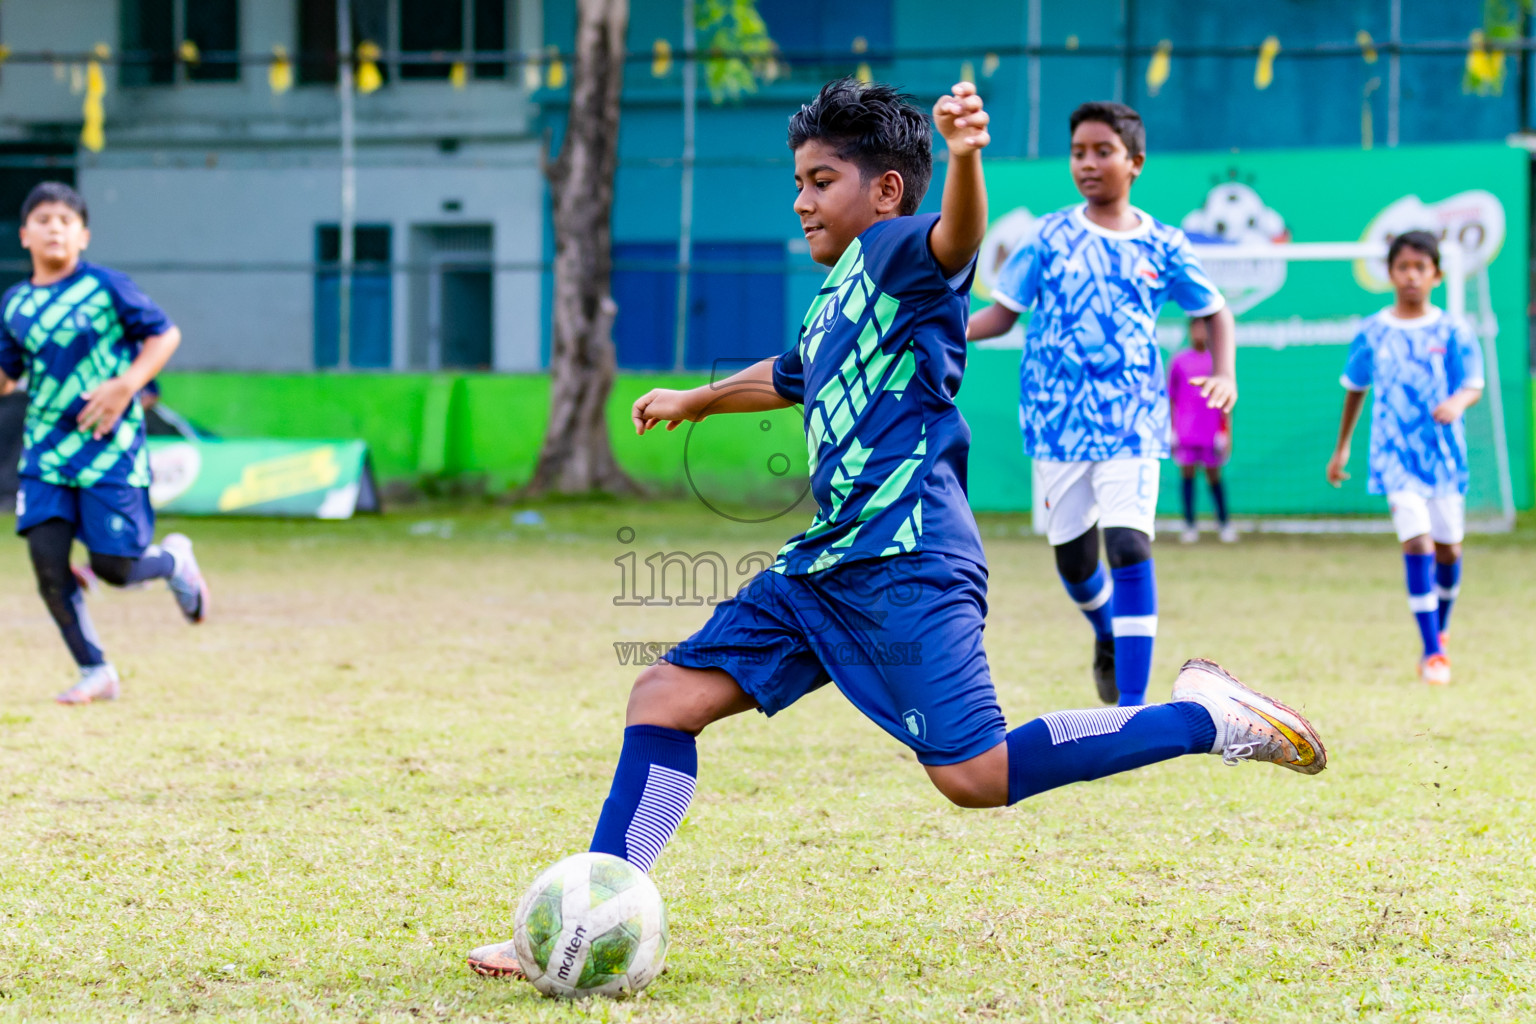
[1388,491,1465,544]
[1034,458,1160,546]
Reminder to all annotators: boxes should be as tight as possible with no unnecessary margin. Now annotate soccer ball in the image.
[513,852,668,998]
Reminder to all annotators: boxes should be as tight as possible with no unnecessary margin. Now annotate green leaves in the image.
[697,0,780,104]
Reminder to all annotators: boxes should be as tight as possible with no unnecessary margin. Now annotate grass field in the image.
[1,501,1533,1023]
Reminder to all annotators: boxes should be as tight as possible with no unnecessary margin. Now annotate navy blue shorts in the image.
[15,479,155,558]
[665,553,1007,766]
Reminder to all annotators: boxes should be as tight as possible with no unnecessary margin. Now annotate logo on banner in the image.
[148,441,202,508]
[1353,191,1506,293]
[1180,182,1292,314]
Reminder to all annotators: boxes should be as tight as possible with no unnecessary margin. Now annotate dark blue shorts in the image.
[14,479,155,557]
[665,553,1006,766]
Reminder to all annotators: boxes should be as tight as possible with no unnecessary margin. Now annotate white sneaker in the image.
[1180,528,1199,544]
[1219,524,1239,544]
[162,534,208,624]
[1170,658,1327,774]
[56,663,121,705]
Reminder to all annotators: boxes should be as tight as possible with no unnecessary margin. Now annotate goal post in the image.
[1183,239,1516,534]
[1020,239,1520,535]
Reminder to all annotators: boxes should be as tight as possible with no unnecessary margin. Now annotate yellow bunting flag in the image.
[269,44,293,94]
[356,40,383,93]
[852,36,868,55]
[1146,39,1171,95]
[81,45,109,153]
[651,38,672,78]
[522,61,541,89]
[546,47,566,89]
[982,52,999,77]
[0,45,10,65]
[1065,35,1080,50]
[178,39,201,66]
[1465,30,1504,94]
[855,61,872,84]
[1255,35,1280,90]
[450,61,467,89]
[1356,30,1377,63]
[960,60,975,84]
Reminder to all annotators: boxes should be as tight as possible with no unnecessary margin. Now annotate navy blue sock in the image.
[1435,558,1461,634]
[1180,476,1196,527]
[589,725,697,872]
[1005,703,1215,804]
[1060,564,1114,641]
[1110,559,1157,706]
[1404,553,1441,656]
[1209,478,1229,525]
[125,545,176,584]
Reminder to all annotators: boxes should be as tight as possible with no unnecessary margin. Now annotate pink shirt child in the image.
[1169,346,1230,467]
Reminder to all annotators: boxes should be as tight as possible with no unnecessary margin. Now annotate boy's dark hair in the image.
[787,78,932,217]
[1069,101,1146,157]
[22,182,88,225]
[1387,229,1440,270]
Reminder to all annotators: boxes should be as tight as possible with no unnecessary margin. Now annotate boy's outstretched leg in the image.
[926,659,1326,808]
[1054,526,1117,705]
[87,533,207,623]
[467,663,756,979]
[26,519,120,705]
[1104,527,1156,707]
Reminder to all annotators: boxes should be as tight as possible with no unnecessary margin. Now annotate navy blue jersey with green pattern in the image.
[0,261,172,488]
[771,214,985,575]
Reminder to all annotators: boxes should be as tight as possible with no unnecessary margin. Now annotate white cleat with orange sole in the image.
[1420,653,1451,686]
[1171,658,1327,775]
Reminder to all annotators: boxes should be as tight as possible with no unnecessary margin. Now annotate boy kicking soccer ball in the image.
[466,79,1326,981]
[0,182,208,705]
[967,102,1237,706]
[1327,230,1483,686]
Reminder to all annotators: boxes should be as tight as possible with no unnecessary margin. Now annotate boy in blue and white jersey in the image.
[466,80,1325,982]
[1327,231,1484,686]
[968,102,1237,707]
[0,183,209,705]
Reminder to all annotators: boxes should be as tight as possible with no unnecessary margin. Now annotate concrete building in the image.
[0,1,1529,373]
[0,0,545,372]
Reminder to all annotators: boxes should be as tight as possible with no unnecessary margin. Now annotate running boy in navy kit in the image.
[968,102,1238,707]
[467,80,1326,979]
[0,183,209,705]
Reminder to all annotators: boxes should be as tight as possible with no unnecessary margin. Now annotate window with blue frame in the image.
[611,241,787,372]
[314,224,393,369]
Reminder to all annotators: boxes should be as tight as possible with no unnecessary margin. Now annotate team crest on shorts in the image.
[901,709,926,740]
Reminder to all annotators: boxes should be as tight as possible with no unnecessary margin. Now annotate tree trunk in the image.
[526,0,640,496]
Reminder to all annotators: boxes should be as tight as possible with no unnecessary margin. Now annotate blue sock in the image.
[1180,476,1196,527]
[1435,558,1461,634]
[589,725,697,872]
[1110,559,1157,706]
[1060,564,1114,641]
[124,545,176,584]
[1209,478,1229,525]
[1005,703,1215,804]
[1404,553,1441,657]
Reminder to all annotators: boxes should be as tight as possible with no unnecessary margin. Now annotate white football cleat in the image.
[1171,658,1326,775]
[1180,527,1199,544]
[56,663,121,705]
[162,534,208,624]
[1419,653,1451,686]
[1219,524,1239,544]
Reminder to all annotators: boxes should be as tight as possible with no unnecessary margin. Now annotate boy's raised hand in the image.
[933,82,990,156]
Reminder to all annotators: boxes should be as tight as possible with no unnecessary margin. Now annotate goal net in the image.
[1171,241,1518,533]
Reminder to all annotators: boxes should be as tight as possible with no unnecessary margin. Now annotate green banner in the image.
[962,142,1533,517]
[147,438,379,518]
